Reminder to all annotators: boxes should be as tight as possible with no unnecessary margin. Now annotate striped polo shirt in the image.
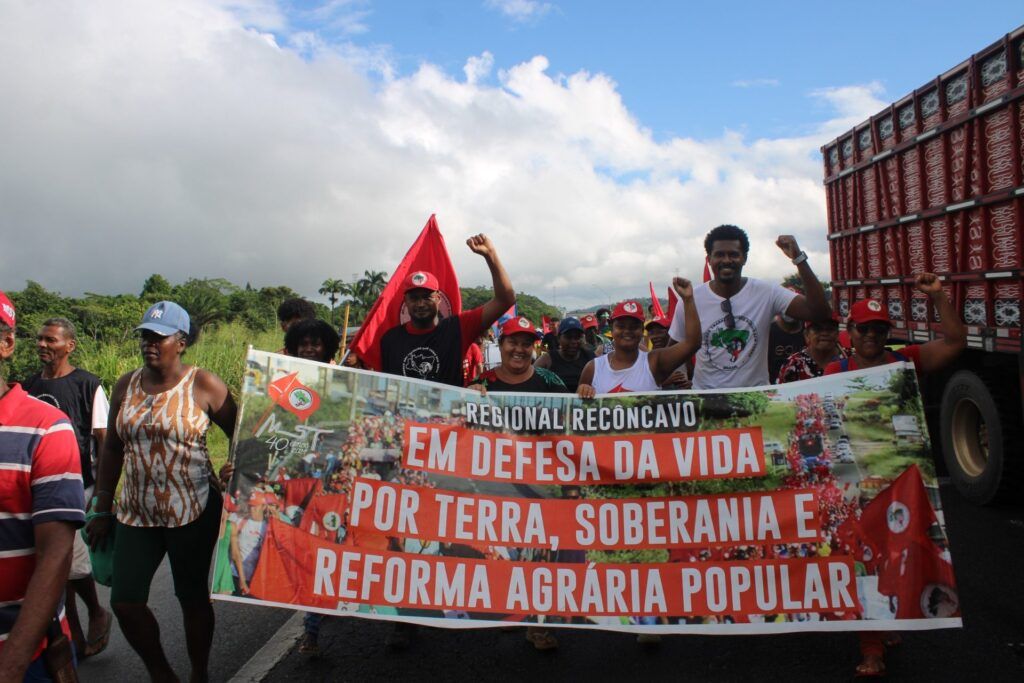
[0,383,85,657]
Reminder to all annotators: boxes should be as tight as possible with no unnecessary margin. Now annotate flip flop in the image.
[83,612,112,658]
[855,656,886,678]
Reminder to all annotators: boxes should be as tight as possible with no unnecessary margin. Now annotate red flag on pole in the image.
[348,215,462,371]
[649,282,665,318]
[299,493,349,541]
[541,315,553,335]
[666,286,678,322]
[703,257,713,283]
[855,464,938,561]
[268,372,321,422]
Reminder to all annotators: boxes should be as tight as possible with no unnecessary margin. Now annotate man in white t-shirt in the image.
[669,225,831,389]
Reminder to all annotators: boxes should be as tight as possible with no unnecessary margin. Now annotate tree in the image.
[319,279,348,325]
[173,278,237,329]
[140,274,173,300]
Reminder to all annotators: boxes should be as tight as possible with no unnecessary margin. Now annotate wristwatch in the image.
[791,251,808,265]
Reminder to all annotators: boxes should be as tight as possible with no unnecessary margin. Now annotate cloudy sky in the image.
[2,1,1021,309]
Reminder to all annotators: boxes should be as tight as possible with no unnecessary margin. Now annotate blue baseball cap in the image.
[557,317,584,335]
[136,301,191,336]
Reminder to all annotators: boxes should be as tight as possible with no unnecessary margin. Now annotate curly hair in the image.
[276,298,316,325]
[284,319,340,362]
[704,224,750,255]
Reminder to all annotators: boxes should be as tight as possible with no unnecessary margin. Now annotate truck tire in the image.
[940,370,1020,505]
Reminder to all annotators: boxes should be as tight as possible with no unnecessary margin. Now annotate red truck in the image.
[821,26,1024,504]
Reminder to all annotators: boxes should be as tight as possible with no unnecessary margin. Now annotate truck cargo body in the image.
[821,26,1024,504]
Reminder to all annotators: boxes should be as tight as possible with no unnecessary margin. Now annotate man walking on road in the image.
[0,293,86,681]
[669,224,832,389]
[378,233,514,649]
[23,318,114,658]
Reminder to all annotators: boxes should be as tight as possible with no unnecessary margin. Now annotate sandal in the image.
[855,655,886,678]
[83,610,112,658]
[525,628,558,651]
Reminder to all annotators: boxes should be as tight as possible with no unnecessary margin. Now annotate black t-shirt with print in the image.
[380,308,483,387]
[22,368,103,487]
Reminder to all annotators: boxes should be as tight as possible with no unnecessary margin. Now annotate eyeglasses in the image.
[809,323,839,333]
[720,299,735,329]
[854,322,891,336]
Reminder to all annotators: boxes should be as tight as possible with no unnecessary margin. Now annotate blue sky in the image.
[284,1,1024,141]
[2,1,1022,307]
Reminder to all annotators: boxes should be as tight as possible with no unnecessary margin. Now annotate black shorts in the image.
[110,489,222,604]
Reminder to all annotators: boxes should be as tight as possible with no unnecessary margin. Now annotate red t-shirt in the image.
[462,342,483,387]
[823,345,922,375]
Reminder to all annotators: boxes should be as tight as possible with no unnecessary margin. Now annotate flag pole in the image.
[338,303,351,362]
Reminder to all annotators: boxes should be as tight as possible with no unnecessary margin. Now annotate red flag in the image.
[281,478,322,510]
[248,518,335,607]
[649,282,665,318]
[348,215,462,371]
[541,315,553,335]
[299,493,349,541]
[703,257,712,283]
[666,286,678,323]
[880,540,958,619]
[268,372,321,422]
[856,465,937,562]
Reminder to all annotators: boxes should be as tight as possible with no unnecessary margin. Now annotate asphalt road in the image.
[73,482,1024,682]
[264,482,1024,682]
[77,561,292,683]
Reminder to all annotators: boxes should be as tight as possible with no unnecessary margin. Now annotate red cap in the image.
[403,271,440,293]
[499,316,539,339]
[848,299,891,325]
[611,301,644,322]
[0,291,15,328]
[645,315,671,330]
[580,314,598,329]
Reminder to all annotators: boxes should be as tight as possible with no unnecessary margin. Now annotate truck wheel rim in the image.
[951,398,988,478]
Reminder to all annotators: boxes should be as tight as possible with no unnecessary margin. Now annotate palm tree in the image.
[319,279,348,324]
[356,270,388,302]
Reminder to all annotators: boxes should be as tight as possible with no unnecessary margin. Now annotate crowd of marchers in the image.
[0,224,966,681]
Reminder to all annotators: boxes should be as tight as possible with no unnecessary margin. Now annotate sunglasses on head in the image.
[854,321,891,336]
[720,299,735,329]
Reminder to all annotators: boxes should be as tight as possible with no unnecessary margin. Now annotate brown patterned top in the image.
[116,366,212,527]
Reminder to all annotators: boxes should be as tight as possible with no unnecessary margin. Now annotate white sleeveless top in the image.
[591,351,659,393]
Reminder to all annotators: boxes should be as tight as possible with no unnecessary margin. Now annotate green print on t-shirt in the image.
[710,328,750,362]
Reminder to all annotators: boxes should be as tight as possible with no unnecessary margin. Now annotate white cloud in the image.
[731,78,780,88]
[485,0,553,23]
[0,1,886,311]
[463,51,494,85]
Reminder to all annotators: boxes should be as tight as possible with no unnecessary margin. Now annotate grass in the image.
[11,322,283,470]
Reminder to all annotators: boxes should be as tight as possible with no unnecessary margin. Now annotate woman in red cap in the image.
[469,316,567,394]
[823,273,965,678]
[645,315,691,389]
[577,278,701,397]
[775,312,848,383]
[468,315,567,650]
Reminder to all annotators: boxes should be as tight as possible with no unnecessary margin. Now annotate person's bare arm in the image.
[466,234,516,330]
[0,521,75,680]
[651,278,702,384]
[87,373,131,550]
[535,352,552,369]
[577,361,596,399]
[914,273,967,373]
[777,235,831,322]
[197,369,237,440]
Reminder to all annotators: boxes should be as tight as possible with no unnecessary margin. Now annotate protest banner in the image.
[213,349,961,634]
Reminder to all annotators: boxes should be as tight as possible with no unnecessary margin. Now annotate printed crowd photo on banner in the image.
[211,349,960,634]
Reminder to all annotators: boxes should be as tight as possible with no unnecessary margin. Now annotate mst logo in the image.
[402,347,440,379]
[703,314,759,370]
